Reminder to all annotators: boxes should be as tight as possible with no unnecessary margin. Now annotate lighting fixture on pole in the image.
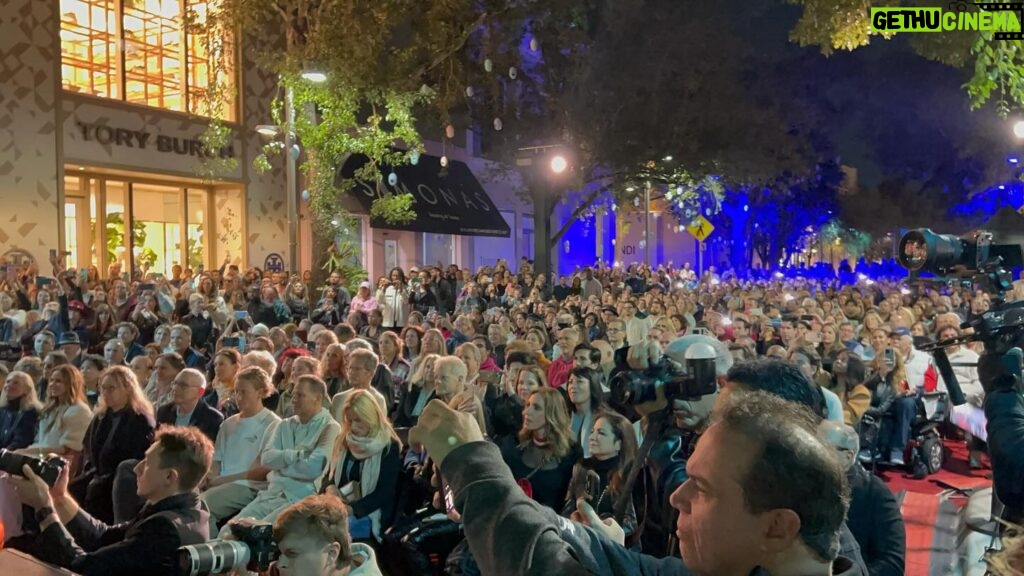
[300,70,328,83]
[285,85,298,273]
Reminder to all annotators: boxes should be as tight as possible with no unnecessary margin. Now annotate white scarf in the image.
[329,432,390,538]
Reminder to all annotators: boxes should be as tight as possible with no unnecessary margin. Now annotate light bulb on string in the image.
[440,155,449,168]
[465,86,474,98]
[508,66,518,80]
[530,37,540,51]
[301,189,310,202]
[409,150,420,165]
[388,172,398,186]
[445,124,455,139]
[484,58,493,72]
[493,118,503,131]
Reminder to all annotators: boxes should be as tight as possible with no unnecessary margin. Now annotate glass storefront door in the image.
[63,171,242,279]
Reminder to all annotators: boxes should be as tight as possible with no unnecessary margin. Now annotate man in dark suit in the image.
[819,420,905,576]
[8,426,213,576]
[157,368,224,442]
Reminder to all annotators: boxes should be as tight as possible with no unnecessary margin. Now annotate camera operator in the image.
[409,390,861,576]
[621,334,732,557]
[985,370,1024,525]
[7,425,213,576]
[272,494,383,576]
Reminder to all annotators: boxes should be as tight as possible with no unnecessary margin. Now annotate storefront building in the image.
[0,0,552,279]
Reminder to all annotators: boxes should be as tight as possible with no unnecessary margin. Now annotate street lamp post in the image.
[285,85,298,274]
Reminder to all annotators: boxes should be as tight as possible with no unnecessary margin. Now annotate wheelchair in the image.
[858,391,949,479]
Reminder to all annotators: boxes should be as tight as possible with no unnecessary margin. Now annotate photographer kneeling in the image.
[272,494,382,576]
[7,425,213,575]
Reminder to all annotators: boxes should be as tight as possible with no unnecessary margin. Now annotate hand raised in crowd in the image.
[408,399,485,468]
[571,498,626,545]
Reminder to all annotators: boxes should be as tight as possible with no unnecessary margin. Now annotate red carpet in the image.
[871,440,992,576]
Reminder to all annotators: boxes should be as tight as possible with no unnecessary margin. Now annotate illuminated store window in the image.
[60,0,236,121]
[60,0,119,98]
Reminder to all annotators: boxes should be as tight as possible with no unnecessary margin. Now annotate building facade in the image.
[0,0,543,280]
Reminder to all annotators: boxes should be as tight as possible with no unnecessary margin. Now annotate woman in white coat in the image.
[375,268,409,330]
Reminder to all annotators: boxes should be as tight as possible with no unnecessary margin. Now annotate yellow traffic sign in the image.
[686,216,714,242]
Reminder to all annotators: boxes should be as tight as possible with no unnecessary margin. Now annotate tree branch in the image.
[416,9,496,81]
[548,183,613,247]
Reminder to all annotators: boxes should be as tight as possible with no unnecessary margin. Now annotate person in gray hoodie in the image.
[227,375,340,532]
[411,390,864,576]
[273,494,382,576]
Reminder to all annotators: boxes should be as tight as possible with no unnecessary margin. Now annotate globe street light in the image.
[550,155,568,174]
[1014,119,1024,139]
[300,70,328,83]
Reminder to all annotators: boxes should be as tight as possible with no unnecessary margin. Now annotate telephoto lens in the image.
[178,540,252,576]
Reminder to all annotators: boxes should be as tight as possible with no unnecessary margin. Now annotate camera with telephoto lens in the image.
[0,448,67,487]
[179,519,276,576]
[609,340,719,412]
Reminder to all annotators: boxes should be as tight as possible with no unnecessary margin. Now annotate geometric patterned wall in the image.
[0,0,60,265]
[239,43,289,270]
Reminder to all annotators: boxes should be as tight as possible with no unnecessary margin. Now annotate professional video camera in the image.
[609,340,719,413]
[179,519,276,576]
[0,449,67,487]
[897,227,1024,402]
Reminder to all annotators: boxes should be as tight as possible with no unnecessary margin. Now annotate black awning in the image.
[338,153,511,238]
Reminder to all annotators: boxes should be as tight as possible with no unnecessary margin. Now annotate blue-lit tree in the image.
[705,162,844,272]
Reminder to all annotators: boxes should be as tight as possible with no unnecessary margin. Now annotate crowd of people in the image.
[0,251,1022,576]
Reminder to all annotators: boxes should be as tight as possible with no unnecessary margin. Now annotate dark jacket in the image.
[0,403,38,450]
[986,387,1024,523]
[441,441,864,576]
[156,400,223,442]
[37,491,209,576]
[69,408,156,523]
[845,464,905,576]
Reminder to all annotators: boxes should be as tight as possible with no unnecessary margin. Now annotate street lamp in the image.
[254,70,327,273]
[550,155,568,174]
[1014,119,1024,139]
[300,70,328,83]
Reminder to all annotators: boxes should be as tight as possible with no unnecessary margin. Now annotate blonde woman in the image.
[420,328,447,357]
[24,364,92,456]
[393,353,439,427]
[0,371,42,450]
[321,389,402,542]
[321,343,348,398]
[68,366,155,522]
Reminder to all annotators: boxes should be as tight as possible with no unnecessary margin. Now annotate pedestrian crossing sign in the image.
[686,216,714,242]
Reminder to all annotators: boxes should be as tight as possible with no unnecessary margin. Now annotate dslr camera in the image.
[609,339,719,415]
[179,519,276,576]
[0,448,67,487]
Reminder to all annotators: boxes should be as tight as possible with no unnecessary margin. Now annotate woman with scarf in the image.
[321,390,402,542]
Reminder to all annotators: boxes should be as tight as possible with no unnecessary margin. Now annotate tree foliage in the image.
[787,0,1023,113]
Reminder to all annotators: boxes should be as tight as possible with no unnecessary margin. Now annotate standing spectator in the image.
[376,268,409,330]
[349,282,378,316]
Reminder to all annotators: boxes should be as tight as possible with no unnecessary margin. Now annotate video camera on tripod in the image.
[897,227,1024,402]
